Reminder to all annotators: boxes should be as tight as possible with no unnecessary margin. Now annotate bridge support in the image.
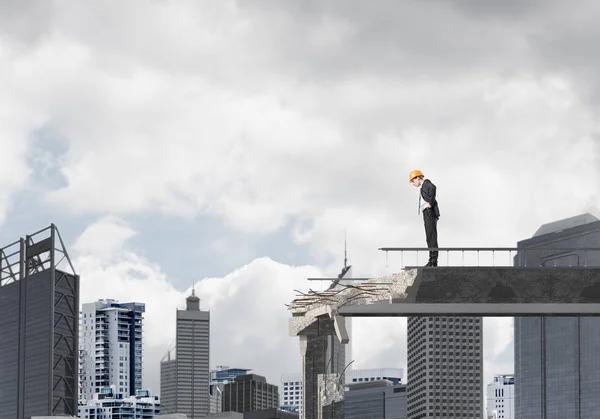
[294,315,339,419]
[318,373,344,419]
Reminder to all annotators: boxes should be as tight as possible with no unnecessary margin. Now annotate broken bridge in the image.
[288,246,600,419]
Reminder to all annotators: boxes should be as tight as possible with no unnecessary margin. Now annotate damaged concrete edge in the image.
[290,269,419,318]
[318,373,345,406]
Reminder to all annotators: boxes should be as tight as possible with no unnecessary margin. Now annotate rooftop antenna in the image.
[344,229,348,269]
[329,229,352,289]
[191,278,196,297]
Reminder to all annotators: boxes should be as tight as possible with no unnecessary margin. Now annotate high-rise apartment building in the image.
[407,316,483,418]
[79,299,144,402]
[0,225,79,419]
[160,290,210,418]
[222,374,279,413]
[514,213,600,418]
[486,374,514,419]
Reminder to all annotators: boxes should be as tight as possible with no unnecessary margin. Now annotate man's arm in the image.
[423,180,437,207]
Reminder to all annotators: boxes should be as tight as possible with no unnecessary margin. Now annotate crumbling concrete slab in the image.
[290,267,600,318]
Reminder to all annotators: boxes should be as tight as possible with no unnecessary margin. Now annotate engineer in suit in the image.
[409,170,440,267]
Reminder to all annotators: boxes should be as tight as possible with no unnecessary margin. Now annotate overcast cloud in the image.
[1,0,600,412]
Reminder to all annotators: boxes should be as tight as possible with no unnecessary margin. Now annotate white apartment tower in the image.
[486,374,515,419]
[160,289,210,418]
[79,299,144,403]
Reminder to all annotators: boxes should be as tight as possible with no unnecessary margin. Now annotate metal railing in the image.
[378,247,600,268]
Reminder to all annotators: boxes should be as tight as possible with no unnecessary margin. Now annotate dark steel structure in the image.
[0,224,79,419]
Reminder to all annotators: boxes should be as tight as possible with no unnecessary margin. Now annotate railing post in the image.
[385,251,388,268]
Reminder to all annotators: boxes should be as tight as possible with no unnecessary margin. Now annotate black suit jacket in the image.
[421,179,440,218]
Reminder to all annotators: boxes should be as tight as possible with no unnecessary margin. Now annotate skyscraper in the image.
[407,316,483,418]
[160,289,210,418]
[0,224,79,419]
[79,299,145,401]
[514,213,600,418]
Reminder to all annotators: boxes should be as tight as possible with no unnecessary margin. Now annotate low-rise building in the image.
[345,380,407,419]
[78,388,160,418]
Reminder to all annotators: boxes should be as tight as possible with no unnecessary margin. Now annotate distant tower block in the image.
[160,288,210,418]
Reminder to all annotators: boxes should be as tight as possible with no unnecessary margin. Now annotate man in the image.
[409,170,440,267]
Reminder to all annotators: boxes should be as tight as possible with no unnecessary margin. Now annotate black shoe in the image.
[424,262,433,267]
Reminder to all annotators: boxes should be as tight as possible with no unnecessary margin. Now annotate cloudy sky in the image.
[1,0,599,407]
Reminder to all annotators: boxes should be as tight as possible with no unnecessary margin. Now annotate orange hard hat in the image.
[409,169,424,182]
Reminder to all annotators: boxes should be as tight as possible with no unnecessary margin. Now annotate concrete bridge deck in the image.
[290,266,600,326]
[337,266,600,316]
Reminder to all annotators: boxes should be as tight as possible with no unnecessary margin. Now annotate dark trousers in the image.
[423,209,438,264]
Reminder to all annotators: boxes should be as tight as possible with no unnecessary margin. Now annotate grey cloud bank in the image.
[1,0,599,409]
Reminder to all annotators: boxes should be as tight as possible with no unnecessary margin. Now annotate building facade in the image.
[348,367,403,385]
[160,290,210,418]
[407,316,483,418]
[79,299,144,402]
[280,368,403,416]
[223,374,279,413]
[0,225,79,419]
[514,213,600,418]
[206,411,298,419]
[78,388,160,418]
[160,357,177,415]
[280,373,302,415]
[210,367,253,414]
[345,380,407,419]
[486,374,514,419]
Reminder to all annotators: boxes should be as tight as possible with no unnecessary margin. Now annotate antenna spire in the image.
[191,278,196,297]
[344,229,347,269]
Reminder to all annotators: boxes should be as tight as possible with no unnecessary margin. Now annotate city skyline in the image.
[2,215,598,417]
[2,0,600,417]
